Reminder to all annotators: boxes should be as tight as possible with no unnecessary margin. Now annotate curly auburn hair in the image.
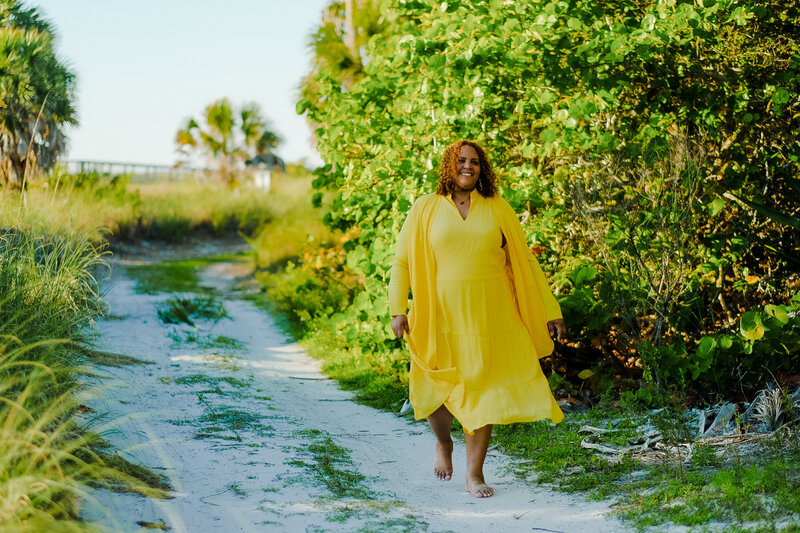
[436,140,498,198]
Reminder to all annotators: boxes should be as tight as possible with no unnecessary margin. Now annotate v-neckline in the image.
[450,191,474,221]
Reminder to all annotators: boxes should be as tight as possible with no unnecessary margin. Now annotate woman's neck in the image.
[452,188,473,205]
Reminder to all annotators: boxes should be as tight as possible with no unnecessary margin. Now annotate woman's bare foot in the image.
[465,475,494,498]
[434,440,453,480]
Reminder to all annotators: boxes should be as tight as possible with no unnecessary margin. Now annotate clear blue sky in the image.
[30,0,330,166]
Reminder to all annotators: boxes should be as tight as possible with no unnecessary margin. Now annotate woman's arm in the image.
[388,203,416,338]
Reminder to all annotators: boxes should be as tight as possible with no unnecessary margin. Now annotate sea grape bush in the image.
[298,0,800,401]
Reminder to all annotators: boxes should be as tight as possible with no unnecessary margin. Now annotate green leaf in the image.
[718,335,734,350]
[295,98,312,115]
[696,336,716,358]
[537,90,557,105]
[635,388,652,405]
[764,304,789,325]
[740,311,765,341]
[707,198,724,217]
[571,266,597,287]
[772,87,790,105]
[577,369,594,379]
[641,14,656,31]
[346,246,368,270]
[610,37,627,55]
[726,6,752,26]
[353,292,371,311]
[539,127,558,143]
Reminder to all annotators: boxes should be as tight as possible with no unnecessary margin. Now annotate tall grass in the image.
[0,342,165,532]
[4,170,283,243]
[0,223,166,531]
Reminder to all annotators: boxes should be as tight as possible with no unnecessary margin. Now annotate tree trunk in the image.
[344,0,357,61]
[0,154,26,189]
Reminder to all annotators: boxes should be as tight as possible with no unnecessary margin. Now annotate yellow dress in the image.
[389,191,564,433]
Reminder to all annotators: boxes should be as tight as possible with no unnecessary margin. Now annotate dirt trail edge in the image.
[80,253,628,533]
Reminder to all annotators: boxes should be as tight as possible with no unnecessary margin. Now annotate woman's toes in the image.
[433,441,453,481]
[466,478,494,498]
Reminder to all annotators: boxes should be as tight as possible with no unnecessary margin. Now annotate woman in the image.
[388,140,566,498]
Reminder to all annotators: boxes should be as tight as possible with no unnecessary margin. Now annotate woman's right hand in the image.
[391,315,410,339]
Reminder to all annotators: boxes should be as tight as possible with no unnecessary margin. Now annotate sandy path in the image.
[80,253,629,532]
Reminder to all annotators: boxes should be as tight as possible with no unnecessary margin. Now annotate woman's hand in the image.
[547,318,567,341]
[392,315,410,339]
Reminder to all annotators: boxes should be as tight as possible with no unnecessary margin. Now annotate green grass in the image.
[172,374,251,389]
[491,408,800,532]
[126,253,248,295]
[74,346,153,367]
[161,372,271,442]
[284,428,430,530]
[193,405,273,441]
[188,334,246,350]
[494,410,640,494]
[288,429,371,499]
[5,172,280,244]
[168,399,273,442]
[135,519,170,531]
[167,328,246,352]
[156,294,229,326]
[618,431,800,530]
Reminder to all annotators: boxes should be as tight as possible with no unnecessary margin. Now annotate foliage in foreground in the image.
[0,227,167,531]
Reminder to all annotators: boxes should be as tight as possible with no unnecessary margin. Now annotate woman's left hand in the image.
[547,318,567,341]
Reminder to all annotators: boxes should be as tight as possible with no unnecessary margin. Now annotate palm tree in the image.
[175,98,281,185]
[299,0,386,105]
[0,1,77,189]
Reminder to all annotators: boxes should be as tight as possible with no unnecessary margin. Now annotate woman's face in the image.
[454,144,480,191]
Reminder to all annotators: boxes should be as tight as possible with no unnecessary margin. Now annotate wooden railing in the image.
[65,160,202,181]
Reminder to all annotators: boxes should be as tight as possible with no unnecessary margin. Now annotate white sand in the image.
[80,256,630,533]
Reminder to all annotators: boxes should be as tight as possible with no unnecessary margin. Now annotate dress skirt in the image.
[407,191,564,433]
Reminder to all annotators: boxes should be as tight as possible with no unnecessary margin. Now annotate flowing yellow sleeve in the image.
[388,205,413,316]
[498,197,562,322]
[528,254,563,322]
